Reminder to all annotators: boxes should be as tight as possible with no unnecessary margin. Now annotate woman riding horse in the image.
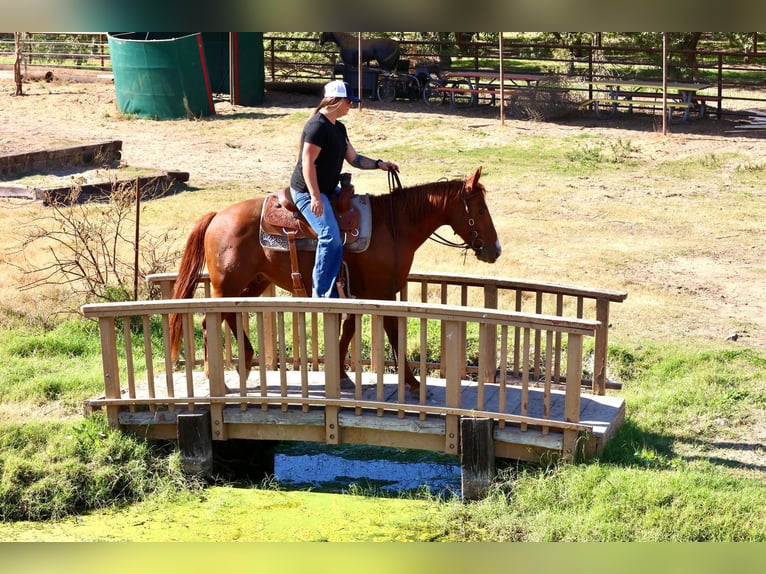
[169,167,501,396]
[289,79,399,298]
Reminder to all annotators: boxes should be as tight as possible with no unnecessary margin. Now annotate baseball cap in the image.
[324,80,361,103]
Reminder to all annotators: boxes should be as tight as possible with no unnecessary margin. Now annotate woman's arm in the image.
[346,140,399,172]
[301,142,325,215]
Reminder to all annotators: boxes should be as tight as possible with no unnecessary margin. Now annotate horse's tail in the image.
[169,211,217,362]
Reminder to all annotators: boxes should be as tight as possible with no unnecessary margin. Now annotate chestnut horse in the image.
[169,167,501,394]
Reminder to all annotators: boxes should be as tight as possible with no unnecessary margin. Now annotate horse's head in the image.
[451,167,502,263]
[319,32,333,45]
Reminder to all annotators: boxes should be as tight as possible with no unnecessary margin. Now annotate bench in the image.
[614,90,721,118]
[581,98,695,121]
[692,94,722,118]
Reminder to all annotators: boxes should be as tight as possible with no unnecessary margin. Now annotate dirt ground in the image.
[1,69,765,474]
[2,69,763,350]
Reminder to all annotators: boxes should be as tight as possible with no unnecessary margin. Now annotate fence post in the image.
[206,311,227,440]
[562,332,584,462]
[593,298,610,395]
[324,311,340,445]
[97,316,121,428]
[444,320,461,455]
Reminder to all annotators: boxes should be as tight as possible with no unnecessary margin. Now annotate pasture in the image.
[0,73,765,541]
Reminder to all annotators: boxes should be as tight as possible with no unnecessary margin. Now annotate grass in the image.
[435,461,766,541]
[432,341,766,541]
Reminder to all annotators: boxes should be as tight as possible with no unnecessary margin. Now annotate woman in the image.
[289,80,399,298]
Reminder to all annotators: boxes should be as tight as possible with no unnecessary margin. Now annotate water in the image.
[273,443,462,497]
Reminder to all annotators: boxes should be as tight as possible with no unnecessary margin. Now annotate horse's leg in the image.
[202,279,272,380]
[382,315,423,396]
[338,315,357,390]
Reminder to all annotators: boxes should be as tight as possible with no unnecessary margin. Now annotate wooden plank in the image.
[0,140,123,178]
[340,427,445,452]
[38,172,188,205]
[562,333,584,461]
[225,408,325,426]
[339,411,444,434]
[141,315,156,412]
[495,424,563,450]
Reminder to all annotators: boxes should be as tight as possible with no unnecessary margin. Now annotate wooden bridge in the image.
[83,271,627,498]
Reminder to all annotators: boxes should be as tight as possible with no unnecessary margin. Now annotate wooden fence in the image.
[82,295,612,464]
[147,271,628,395]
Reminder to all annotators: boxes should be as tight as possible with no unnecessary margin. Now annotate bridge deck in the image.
[109,369,625,461]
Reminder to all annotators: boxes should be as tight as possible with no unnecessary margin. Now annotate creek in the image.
[271,442,462,497]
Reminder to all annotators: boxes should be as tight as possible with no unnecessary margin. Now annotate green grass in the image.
[1,316,765,539]
[0,414,197,522]
[432,342,766,541]
[434,461,766,541]
[0,319,103,404]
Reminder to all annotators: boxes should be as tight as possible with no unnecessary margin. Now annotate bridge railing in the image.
[401,272,627,395]
[82,297,599,460]
[146,271,627,395]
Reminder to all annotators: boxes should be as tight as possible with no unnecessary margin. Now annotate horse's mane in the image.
[370,178,472,221]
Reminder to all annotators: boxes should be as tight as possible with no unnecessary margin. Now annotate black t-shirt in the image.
[290,113,348,195]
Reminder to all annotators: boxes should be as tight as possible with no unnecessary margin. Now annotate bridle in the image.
[387,171,485,257]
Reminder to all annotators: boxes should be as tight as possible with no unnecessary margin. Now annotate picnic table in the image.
[437,70,545,108]
[582,79,713,121]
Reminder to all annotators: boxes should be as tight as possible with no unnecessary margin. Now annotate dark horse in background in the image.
[169,167,501,395]
[320,32,401,72]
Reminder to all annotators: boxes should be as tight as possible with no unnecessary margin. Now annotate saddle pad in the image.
[259,193,372,253]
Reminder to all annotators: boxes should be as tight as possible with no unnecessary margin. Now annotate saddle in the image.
[259,174,372,296]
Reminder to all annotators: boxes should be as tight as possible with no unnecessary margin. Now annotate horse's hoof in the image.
[408,387,432,400]
[340,376,355,390]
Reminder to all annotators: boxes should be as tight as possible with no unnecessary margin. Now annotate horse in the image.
[319,32,401,72]
[168,167,501,395]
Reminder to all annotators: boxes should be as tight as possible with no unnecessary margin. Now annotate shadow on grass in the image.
[600,418,766,473]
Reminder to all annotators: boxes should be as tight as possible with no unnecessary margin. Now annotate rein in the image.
[429,181,484,256]
[387,172,484,261]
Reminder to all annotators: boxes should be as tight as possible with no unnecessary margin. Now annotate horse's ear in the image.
[466,166,483,192]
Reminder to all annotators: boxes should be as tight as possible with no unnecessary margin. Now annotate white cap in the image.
[324,80,360,103]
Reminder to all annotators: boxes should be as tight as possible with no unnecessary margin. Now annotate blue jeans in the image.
[290,187,343,298]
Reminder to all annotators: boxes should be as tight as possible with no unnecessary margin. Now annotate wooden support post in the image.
[460,417,495,501]
[97,317,121,428]
[562,333,584,462]
[324,312,340,445]
[444,320,461,455]
[593,298,610,395]
[263,283,278,369]
[206,311,227,440]
[177,411,213,478]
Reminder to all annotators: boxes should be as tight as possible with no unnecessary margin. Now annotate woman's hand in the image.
[310,195,324,216]
[377,160,399,172]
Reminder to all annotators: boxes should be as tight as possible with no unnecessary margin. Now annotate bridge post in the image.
[178,410,213,477]
[460,417,495,501]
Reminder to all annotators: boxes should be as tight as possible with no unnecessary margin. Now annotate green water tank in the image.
[107,32,264,120]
